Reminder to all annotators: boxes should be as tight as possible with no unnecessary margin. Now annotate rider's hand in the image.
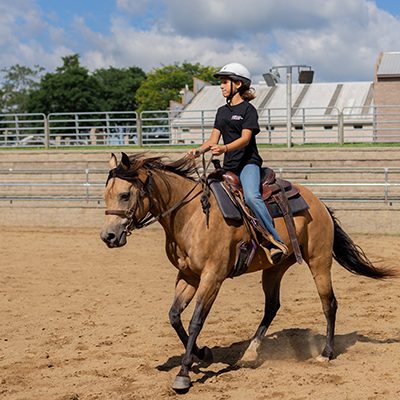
[211,145,226,156]
[187,148,200,158]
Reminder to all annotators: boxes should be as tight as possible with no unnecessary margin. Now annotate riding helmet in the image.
[214,63,252,85]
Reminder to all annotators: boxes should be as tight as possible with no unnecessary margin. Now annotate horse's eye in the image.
[119,192,130,201]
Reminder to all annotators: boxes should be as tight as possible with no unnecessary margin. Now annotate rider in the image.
[189,62,288,263]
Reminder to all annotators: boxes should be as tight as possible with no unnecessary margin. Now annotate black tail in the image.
[327,207,395,279]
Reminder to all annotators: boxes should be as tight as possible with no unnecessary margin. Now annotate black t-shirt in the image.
[214,101,262,173]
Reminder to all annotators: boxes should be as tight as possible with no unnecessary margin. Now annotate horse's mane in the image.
[109,153,199,184]
[132,153,198,179]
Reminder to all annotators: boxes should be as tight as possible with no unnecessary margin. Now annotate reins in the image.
[105,176,202,235]
[192,146,214,226]
[105,148,211,236]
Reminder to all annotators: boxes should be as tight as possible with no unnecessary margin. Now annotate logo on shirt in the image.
[231,115,243,120]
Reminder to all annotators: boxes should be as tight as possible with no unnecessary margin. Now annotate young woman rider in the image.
[189,62,288,263]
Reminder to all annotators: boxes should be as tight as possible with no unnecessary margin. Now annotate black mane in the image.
[107,153,198,185]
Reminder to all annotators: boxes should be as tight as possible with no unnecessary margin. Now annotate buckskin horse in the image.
[100,152,394,392]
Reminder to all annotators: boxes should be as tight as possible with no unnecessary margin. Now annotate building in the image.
[168,52,400,145]
[374,52,400,140]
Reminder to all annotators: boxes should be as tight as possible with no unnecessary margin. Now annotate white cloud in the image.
[78,16,268,77]
[78,0,400,82]
[0,0,73,70]
[163,0,369,38]
[1,0,400,84]
[116,0,149,14]
[270,1,400,81]
[116,0,162,18]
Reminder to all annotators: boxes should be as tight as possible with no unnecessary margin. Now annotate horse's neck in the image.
[151,171,199,230]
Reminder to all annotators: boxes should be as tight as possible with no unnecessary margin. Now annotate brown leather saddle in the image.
[208,165,308,265]
[223,168,303,210]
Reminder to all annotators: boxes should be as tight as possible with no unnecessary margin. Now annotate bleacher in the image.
[1,147,399,203]
[0,148,399,233]
[169,81,378,145]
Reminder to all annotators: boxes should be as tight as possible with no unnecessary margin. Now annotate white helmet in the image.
[214,62,251,84]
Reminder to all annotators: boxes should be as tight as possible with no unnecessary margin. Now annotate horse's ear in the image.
[109,153,118,169]
[121,152,130,170]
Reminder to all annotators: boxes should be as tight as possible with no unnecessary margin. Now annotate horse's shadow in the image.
[157,328,400,383]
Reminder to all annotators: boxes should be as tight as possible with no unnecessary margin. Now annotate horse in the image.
[100,152,395,392]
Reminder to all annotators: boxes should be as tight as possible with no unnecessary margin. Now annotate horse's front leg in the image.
[172,270,222,392]
[168,273,213,361]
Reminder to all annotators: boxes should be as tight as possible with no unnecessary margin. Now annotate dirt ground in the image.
[1,225,400,400]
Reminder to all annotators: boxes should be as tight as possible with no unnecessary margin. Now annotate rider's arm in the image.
[211,129,252,156]
[189,128,221,157]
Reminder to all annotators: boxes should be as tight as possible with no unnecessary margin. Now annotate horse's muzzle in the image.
[100,229,127,248]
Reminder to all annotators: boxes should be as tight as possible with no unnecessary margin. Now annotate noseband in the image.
[105,170,201,235]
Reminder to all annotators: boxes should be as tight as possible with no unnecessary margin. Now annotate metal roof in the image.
[181,82,373,114]
[171,81,374,128]
[377,52,400,76]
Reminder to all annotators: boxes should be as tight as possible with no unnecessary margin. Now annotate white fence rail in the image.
[47,112,138,146]
[0,113,47,147]
[1,167,399,204]
[1,105,400,148]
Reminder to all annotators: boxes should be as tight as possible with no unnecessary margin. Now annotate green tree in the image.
[93,66,146,111]
[0,64,44,113]
[135,62,219,112]
[28,54,103,114]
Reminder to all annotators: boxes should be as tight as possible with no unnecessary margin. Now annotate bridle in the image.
[105,169,202,235]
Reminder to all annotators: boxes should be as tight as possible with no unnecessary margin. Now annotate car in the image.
[142,128,170,144]
[11,135,49,147]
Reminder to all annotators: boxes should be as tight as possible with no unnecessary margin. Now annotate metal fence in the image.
[1,105,400,148]
[47,112,138,146]
[1,166,399,204]
[0,113,47,147]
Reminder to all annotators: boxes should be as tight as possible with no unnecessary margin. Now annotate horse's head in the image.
[100,152,152,248]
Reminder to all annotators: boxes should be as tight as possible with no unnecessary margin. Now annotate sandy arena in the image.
[1,224,399,400]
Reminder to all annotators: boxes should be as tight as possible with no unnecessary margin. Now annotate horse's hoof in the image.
[316,354,330,363]
[172,375,191,392]
[237,351,258,368]
[199,346,213,363]
[237,339,260,367]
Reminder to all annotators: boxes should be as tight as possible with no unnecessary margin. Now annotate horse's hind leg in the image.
[240,264,288,365]
[306,253,338,361]
[168,273,212,362]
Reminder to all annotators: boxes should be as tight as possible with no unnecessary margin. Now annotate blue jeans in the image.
[239,163,283,244]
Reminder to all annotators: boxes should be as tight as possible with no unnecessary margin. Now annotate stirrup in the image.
[264,233,289,256]
[262,246,282,265]
[270,247,284,264]
[260,233,289,264]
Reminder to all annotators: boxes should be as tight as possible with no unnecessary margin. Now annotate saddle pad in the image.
[209,181,242,221]
[210,181,309,221]
[268,194,309,218]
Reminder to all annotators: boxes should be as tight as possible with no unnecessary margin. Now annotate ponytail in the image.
[239,83,256,101]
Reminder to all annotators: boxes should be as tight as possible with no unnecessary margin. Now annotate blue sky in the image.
[376,0,400,15]
[38,1,115,35]
[1,0,400,83]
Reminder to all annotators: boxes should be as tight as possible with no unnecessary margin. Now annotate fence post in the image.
[338,110,344,145]
[15,115,20,142]
[85,168,90,203]
[373,105,377,142]
[105,113,111,144]
[384,167,389,204]
[44,114,50,149]
[267,109,272,144]
[137,113,143,147]
[74,114,79,138]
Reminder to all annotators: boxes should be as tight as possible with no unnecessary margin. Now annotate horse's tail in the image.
[327,207,396,279]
